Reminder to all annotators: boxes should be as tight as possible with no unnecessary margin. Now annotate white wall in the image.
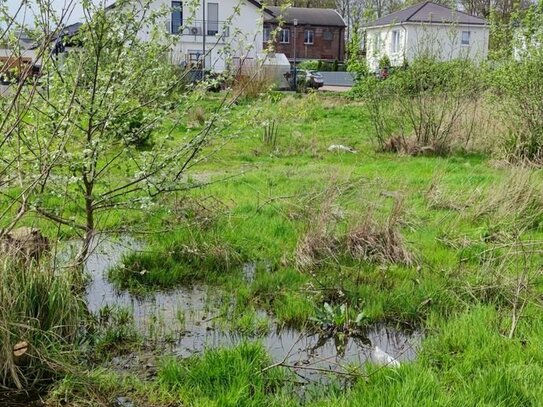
[114,0,264,72]
[366,22,489,71]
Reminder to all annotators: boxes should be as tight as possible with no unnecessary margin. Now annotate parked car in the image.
[306,70,324,89]
[286,68,324,90]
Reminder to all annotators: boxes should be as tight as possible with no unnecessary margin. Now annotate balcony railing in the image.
[171,20,230,38]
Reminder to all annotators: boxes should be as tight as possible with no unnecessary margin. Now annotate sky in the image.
[5,0,101,25]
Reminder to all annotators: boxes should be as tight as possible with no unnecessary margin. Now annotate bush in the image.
[379,54,391,69]
[486,0,543,163]
[231,67,275,99]
[298,59,319,70]
[490,53,543,163]
[0,260,84,389]
[356,58,485,155]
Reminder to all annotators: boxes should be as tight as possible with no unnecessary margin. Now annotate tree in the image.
[0,0,246,265]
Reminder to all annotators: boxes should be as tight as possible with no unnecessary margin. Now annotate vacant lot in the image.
[6,90,543,406]
[0,87,543,406]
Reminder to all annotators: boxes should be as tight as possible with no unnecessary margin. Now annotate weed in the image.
[346,198,415,266]
[296,188,414,270]
[91,305,141,357]
[187,106,206,128]
[231,67,275,100]
[262,119,279,149]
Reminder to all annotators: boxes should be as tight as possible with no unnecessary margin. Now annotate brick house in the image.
[263,7,346,63]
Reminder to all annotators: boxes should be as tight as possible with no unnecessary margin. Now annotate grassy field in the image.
[10,90,543,405]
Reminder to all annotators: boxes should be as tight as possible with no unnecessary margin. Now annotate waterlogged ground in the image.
[27,93,543,405]
[85,237,420,383]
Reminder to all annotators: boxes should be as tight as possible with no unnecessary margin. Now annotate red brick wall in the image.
[264,24,345,62]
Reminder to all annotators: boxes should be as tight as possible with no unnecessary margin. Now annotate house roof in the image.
[4,23,83,51]
[106,0,274,15]
[265,6,346,27]
[365,1,487,28]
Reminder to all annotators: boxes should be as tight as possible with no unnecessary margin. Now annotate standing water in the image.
[82,236,422,381]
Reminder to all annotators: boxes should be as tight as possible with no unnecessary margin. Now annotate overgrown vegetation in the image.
[0,260,84,389]
[2,0,543,405]
[354,58,486,155]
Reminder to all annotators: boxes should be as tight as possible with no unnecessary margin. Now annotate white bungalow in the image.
[364,1,489,71]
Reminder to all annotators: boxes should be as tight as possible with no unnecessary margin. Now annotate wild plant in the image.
[357,58,485,155]
[296,184,414,271]
[0,259,84,389]
[488,0,543,164]
[472,168,543,231]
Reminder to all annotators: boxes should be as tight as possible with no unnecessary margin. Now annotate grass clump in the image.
[157,342,287,406]
[90,306,142,358]
[296,189,414,271]
[346,198,415,266]
[472,168,543,231]
[108,233,243,292]
[0,259,85,390]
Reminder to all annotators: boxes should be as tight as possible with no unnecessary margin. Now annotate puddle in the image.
[79,236,422,381]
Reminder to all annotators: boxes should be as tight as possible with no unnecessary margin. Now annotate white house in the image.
[107,0,270,72]
[364,1,489,71]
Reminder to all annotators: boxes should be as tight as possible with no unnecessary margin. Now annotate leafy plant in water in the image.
[311,302,368,355]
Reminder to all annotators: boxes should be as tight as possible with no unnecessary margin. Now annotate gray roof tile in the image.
[265,6,346,27]
[365,1,487,27]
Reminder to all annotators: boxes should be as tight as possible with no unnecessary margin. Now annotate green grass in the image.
[7,91,543,404]
[157,342,291,407]
[0,259,85,390]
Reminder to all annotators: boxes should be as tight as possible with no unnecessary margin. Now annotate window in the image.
[279,28,290,43]
[207,2,219,36]
[263,27,271,42]
[304,29,314,45]
[373,33,381,50]
[171,1,182,34]
[391,30,400,53]
[323,31,333,41]
[461,31,470,45]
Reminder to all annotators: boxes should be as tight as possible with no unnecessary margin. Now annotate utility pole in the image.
[293,18,298,91]
[202,0,206,80]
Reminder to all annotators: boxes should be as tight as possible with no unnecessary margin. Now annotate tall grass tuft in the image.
[231,67,276,99]
[472,168,543,231]
[0,258,84,389]
[346,197,415,266]
[296,187,414,270]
